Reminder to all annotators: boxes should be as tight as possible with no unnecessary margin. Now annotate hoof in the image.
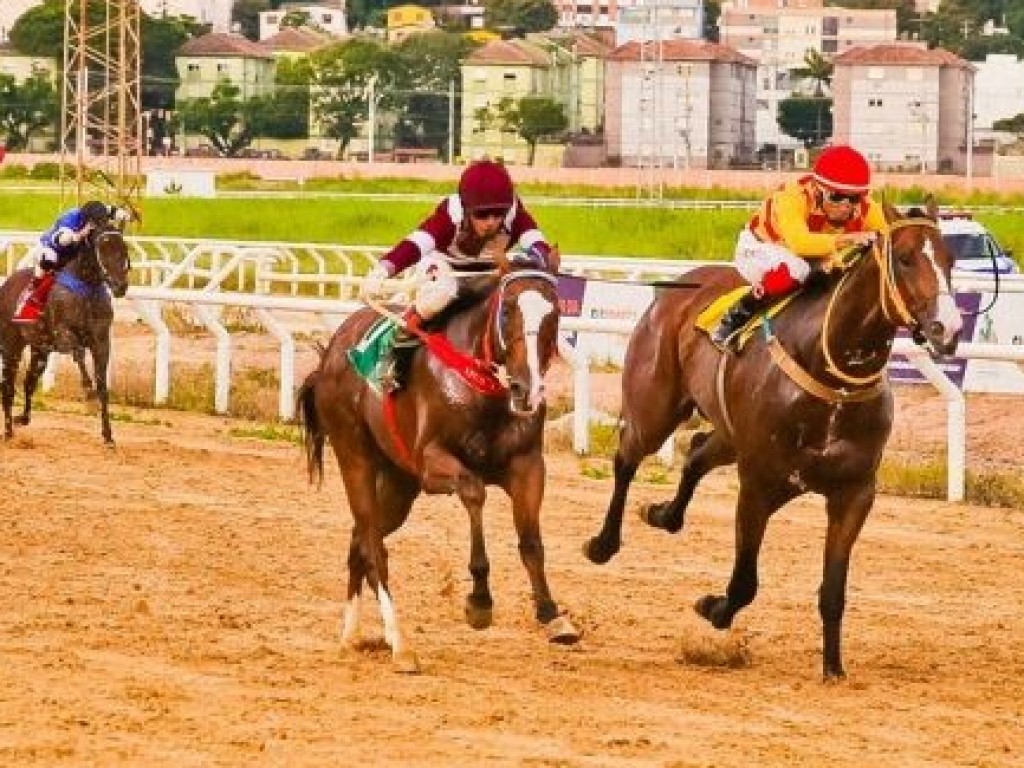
[822,668,847,684]
[392,649,421,674]
[16,415,30,426]
[464,603,493,630]
[639,503,682,533]
[694,595,732,630]
[104,438,116,450]
[545,614,581,645]
[582,537,616,565]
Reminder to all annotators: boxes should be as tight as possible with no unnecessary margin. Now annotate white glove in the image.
[361,262,394,300]
[112,207,132,224]
[55,228,80,247]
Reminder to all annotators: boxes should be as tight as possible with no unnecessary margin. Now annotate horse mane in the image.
[430,273,500,328]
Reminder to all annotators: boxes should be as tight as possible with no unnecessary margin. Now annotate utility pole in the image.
[61,0,143,213]
[367,74,377,164]
[966,77,974,186]
[447,78,455,164]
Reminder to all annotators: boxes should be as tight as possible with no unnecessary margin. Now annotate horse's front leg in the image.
[457,473,493,630]
[695,479,791,632]
[18,347,50,426]
[89,338,114,446]
[506,451,580,644]
[820,482,875,681]
[1,350,21,439]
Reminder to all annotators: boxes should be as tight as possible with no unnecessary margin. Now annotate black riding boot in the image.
[711,292,771,350]
[380,330,420,393]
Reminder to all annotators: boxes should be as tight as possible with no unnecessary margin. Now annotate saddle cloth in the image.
[347,316,397,385]
[695,286,798,351]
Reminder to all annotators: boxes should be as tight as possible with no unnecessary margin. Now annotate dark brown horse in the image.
[584,199,963,679]
[298,253,579,673]
[0,224,131,445]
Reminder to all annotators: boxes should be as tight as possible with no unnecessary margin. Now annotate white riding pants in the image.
[733,229,811,288]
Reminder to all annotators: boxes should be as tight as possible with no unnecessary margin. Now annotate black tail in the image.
[296,369,325,487]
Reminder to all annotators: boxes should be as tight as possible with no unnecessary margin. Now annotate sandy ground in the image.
[1,399,1022,767]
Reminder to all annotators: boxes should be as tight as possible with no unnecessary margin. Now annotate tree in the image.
[993,112,1024,138]
[777,96,832,149]
[177,80,259,156]
[392,32,479,157]
[703,0,722,41]
[789,49,833,97]
[232,0,270,40]
[0,71,59,151]
[482,95,567,165]
[258,58,311,139]
[280,10,312,28]
[310,39,402,158]
[484,0,558,35]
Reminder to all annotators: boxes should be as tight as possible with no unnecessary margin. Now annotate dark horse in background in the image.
[584,199,963,679]
[0,224,131,445]
[298,249,579,673]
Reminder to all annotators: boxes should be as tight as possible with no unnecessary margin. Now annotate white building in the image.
[615,0,704,45]
[259,2,348,41]
[972,53,1024,134]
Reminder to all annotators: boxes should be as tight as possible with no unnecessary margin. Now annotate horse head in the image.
[489,246,561,415]
[84,224,131,298]
[881,197,962,356]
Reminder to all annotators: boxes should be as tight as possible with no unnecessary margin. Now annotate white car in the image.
[938,213,1017,274]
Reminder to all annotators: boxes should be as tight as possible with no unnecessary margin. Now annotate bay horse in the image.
[297,250,580,673]
[584,199,963,680]
[0,223,131,445]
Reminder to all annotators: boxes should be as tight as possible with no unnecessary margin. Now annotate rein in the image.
[767,216,941,402]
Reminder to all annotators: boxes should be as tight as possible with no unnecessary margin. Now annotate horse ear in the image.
[546,245,562,275]
[924,194,939,220]
[881,193,901,224]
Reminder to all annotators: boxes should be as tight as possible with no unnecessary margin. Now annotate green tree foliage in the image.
[777,97,833,149]
[232,0,270,40]
[484,0,558,35]
[257,58,311,139]
[703,0,722,41]
[310,39,402,158]
[0,72,59,151]
[919,0,1024,57]
[392,32,479,157]
[346,0,388,30]
[993,112,1024,137]
[177,80,259,156]
[10,1,199,110]
[789,48,833,97]
[280,10,313,28]
[480,95,567,165]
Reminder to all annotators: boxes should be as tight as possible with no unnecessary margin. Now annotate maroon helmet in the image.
[458,160,514,212]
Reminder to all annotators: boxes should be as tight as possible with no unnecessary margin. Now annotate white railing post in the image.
[192,304,232,414]
[255,308,296,421]
[132,298,171,404]
[557,335,590,454]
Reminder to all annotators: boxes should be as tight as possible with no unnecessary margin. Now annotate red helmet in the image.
[458,160,514,212]
[812,145,871,194]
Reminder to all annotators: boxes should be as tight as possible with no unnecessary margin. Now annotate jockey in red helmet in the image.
[361,159,554,392]
[710,144,890,350]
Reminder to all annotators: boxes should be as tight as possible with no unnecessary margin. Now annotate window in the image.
[868,98,883,107]
[217,63,228,73]
[503,73,516,81]
[823,16,838,35]
[267,14,278,23]
[822,39,837,53]
[323,13,332,23]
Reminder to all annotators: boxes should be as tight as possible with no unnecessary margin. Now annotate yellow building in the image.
[175,32,276,102]
[386,4,436,44]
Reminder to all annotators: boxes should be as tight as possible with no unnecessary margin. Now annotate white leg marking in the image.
[377,585,405,654]
[341,593,361,646]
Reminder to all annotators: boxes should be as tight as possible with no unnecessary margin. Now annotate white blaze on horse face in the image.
[922,238,963,344]
[517,289,555,410]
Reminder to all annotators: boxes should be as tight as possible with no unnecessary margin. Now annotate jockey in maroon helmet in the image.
[361,159,555,392]
[710,145,890,350]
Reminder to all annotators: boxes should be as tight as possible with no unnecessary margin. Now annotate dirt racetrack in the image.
[1,405,1023,767]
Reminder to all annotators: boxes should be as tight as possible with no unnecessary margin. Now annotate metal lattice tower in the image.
[635,0,664,201]
[60,0,142,212]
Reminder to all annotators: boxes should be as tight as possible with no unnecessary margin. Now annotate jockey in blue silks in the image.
[13,200,131,324]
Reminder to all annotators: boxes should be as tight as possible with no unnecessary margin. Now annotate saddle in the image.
[695,287,798,351]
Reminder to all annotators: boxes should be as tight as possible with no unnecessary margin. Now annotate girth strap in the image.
[766,335,887,404]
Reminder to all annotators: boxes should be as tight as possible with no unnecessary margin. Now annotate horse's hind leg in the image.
[583,396,694,565]
[340,457,420,673]
[506,451,580,644]
[457,474,493,630]
[18,347,49,427]
[73,347,96,398]
[89,341,114,446]
[641,428,736,533]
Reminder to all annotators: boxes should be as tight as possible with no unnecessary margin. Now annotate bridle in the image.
[481,269,559,369]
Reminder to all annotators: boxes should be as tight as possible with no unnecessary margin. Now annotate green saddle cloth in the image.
[347,316,398,382]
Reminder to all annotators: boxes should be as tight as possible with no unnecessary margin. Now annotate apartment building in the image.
[605,39,757,169]
[385,4,436,44]
[176,32,276,101]
[831,43,974,173]
[972,54,1024,135]
[719,0,897,148]
[259,2,348,41]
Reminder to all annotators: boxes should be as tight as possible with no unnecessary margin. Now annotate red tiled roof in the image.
[465,39,552,67]
[260,27,334,53]
[833,44,972,69]
[178,32,275,59]
[531,31,614,58]
[609,39,756,66]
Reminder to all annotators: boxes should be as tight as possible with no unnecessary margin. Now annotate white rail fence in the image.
[2,230,1023,502]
